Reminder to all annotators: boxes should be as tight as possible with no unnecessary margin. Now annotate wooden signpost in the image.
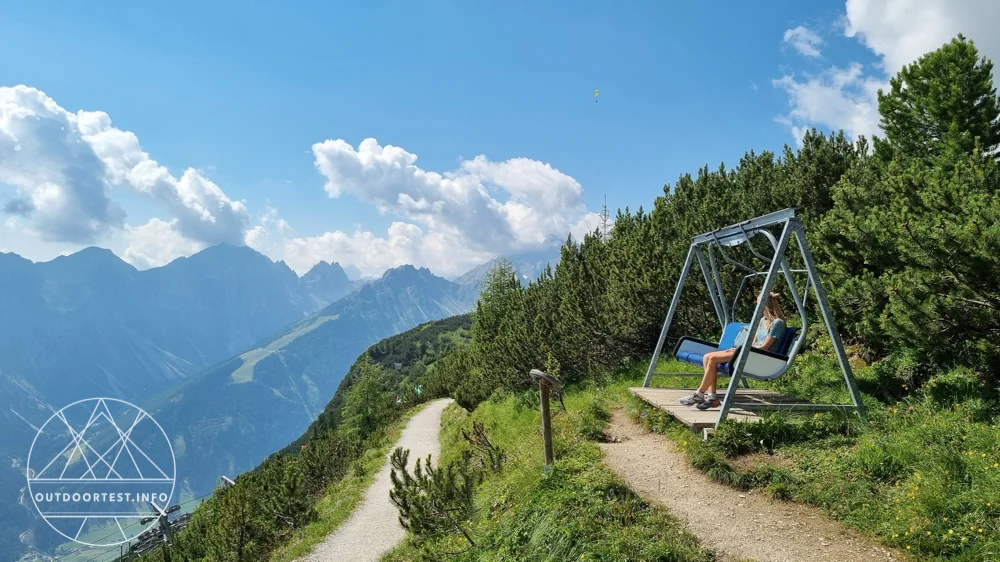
[529,369,562,467]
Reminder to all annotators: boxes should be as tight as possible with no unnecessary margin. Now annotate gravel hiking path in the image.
[601,409,902,562]
[300,398,454,562]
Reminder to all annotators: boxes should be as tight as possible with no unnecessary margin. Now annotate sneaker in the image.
[696,394,721,410]
[679,392,705,406]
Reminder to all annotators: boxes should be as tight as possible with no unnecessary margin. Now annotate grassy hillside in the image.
[635,353,1000,562]
[381,386,714,561]
[288,313,472,449]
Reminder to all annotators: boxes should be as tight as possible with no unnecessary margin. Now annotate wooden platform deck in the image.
[629,387,809,430]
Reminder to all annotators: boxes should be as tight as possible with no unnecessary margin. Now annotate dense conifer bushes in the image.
[436,35,1000,409]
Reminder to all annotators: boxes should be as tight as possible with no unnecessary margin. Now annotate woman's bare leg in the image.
[700,349,736,394]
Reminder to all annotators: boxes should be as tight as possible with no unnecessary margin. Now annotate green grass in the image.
[232,315,338,383]
[268,402,428,562]
[381,383,715,562]
[631,349,1000,562]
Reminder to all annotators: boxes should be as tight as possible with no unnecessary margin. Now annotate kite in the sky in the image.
[594,89,600,103]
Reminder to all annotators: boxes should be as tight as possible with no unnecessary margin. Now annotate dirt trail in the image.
[299,398,453,562]
[600,409,901,562]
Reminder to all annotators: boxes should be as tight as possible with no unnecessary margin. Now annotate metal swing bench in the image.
[630,208,865,434]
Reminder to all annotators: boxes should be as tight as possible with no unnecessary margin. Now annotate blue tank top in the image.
[754,319,786,347]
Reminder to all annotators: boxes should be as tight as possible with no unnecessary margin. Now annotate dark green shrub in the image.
[389,448,481,545]
[924,367,987,405]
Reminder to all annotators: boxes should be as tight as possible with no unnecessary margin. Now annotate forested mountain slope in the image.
[142,267,477,505]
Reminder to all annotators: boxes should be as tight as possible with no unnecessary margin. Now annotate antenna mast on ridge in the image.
[600,195,609,240]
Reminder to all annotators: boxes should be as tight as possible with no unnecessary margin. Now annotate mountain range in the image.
[452,248,562,287]
[0,244,356,556]
[143,265,478,504]
[0,243,558,559]
[0,244,356,405]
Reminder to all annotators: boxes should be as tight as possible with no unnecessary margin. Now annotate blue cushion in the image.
[675,322,800,371]
[679,351,704,365]
[718,322,749,349]
[675,322,747,367]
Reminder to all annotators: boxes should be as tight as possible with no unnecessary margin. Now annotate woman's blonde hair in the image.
[764,291,786,323]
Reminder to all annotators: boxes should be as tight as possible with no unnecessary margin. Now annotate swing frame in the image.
[641,208,865,428]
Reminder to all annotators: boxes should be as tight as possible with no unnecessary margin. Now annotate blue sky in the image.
[0,0,992,277]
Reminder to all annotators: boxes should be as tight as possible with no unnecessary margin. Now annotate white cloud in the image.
[783,26,824,58]
[0,86,125,243]
[774,63,884,143]
[2,88,599,278]
[0,86,249,263]
[776,1,1000,143]
[237,200,495,278]
[75,108,249,246]
[306,138,601,276]
[281,222,495,278]
[123,218,206,269]
[243,204,291,261]
[844,0,1000,73]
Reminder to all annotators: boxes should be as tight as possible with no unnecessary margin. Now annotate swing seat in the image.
[673,322,800,381]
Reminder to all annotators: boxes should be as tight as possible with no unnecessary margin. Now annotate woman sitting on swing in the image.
[680,291,786,410]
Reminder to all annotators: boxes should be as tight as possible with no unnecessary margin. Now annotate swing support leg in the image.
[643,244,696,388]
[792,223,866,417]
[696,247,728,327]
[717,221,792,427]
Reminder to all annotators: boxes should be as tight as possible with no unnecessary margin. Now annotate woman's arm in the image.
[755,321,785,351]
[754,336,778,351]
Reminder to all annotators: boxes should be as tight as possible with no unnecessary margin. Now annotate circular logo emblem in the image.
[26,398,176,547]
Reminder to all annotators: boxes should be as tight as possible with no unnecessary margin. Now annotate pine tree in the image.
[821,34,1000,375]
[881,148,1000,375]
[388,448,479,546]
[877,34,1000,164]
[473,259,533,393]
[275,462,316,530]
[340,361,393,448]
[206,479,265,562]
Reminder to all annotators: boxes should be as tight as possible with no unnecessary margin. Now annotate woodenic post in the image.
[540,383,553,465]
[529,369,562,467]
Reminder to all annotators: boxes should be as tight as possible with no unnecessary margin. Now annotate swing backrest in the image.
[722,322,803,381]
[673,321,804,381]
[773,326,799,356]
[719,322,798,355]
[718,322,749,349]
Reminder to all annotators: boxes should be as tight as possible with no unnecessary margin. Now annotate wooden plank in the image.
[628,387,812,430]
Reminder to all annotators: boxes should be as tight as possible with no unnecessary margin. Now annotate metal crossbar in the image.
[692,208,797,245]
